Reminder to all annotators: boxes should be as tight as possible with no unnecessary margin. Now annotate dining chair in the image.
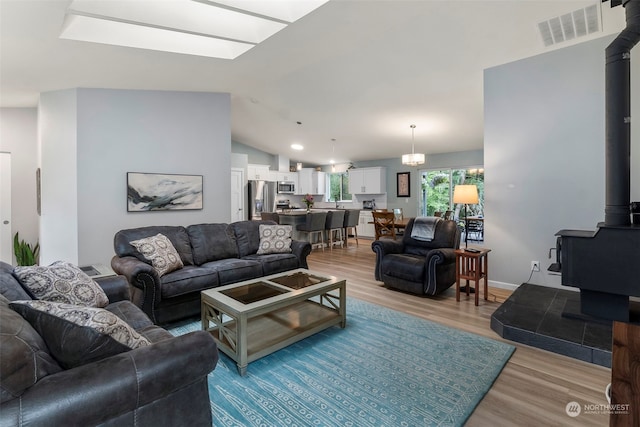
[466,219,484,241]
[372,211,396,241]
[434,211,443,217]
[393,208,404,235]
[444,210,454,220]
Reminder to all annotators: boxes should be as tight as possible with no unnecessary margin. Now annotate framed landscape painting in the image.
[127,172,203,212]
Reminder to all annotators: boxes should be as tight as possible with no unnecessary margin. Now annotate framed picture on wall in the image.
[397,172,410,197]
[127,172,203,212]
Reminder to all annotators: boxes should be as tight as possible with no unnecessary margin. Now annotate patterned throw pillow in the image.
[257,224,293,255]
[129,233,183,277]
[10,300,151,369]
[13,261,109,308]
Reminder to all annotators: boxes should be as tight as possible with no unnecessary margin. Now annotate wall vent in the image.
[537,3,601,47]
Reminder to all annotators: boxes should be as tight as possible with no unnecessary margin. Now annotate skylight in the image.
[60,0,329,59]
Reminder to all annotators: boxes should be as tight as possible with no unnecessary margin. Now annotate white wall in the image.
[0,108,39,263]
[39,88,231,266]
[484,34,639,288]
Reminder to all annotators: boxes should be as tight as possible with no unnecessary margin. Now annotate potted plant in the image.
[13,232,39,266]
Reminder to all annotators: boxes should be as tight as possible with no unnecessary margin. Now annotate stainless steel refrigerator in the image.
[248,180,277,220]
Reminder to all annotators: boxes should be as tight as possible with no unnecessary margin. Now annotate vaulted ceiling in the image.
[0,1,624,165]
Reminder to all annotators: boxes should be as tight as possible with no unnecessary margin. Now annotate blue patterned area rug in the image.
[168,298,514,426]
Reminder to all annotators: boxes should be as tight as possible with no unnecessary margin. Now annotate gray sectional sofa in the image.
[111,220,312,324]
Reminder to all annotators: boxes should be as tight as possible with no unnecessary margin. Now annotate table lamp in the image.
[453,184,479,248]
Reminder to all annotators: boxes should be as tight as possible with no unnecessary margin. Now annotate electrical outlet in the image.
[531,261,540,272]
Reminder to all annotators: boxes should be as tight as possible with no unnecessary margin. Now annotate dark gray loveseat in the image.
[0,261,218,426]
[112,220,312,324]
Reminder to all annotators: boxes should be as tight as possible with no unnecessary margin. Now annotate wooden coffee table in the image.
[201,268,346,375]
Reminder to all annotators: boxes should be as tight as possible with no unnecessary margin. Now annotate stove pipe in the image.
[605,0,640,226]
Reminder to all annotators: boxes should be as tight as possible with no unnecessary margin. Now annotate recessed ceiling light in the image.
[291,144,304,151]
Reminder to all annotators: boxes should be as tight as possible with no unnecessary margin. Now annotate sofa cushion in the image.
[381,253,426,282]
[257,224,292,255]
[243,253,300,276]
[200,258,263,286]
[231,220,276,258]
[0,295,62,403]
[10,300,151,369]
[13,261,109,308]
[106,301,173,342]
[130,233,184,277]
[187,223,238,265]
[114,225,195,266]
[0,261,32,301]
[160,265,219,299]
[105,300,155,331]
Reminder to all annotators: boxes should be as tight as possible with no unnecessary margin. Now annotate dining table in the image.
[368,217,413,240]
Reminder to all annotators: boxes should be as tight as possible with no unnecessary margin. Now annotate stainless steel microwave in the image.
[277,181,295,194]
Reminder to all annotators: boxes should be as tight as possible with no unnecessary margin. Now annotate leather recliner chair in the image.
[371,218,461,295]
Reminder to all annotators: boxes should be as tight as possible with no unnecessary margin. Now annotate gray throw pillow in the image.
[10,300,150,369]
[13,261,109,308]
[129,233,184,276]
[257,224,293,255]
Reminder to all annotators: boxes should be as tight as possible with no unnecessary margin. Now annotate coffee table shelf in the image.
[201,269,346,375]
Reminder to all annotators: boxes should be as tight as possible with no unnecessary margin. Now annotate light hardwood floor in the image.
[306,239,611,426]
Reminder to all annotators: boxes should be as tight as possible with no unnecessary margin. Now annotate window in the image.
[420,168,484,218]
[327,173,351,202]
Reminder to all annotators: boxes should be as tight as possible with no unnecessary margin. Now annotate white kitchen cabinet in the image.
[296,169,325,195]
[348,167,386,194]
[247,164,271,181]
[277,171,298,183]
[356,211,375,238]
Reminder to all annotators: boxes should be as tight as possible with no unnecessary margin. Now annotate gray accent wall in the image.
[39,88,231,266]
[0,108,39,264]
[484,34,639,288]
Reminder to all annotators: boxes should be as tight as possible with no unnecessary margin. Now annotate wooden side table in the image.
[455,248,491,306]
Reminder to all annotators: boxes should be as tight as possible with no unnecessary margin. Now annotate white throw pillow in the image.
[257,224,293,255]
[129,233,184,277]
[14,261,109,308]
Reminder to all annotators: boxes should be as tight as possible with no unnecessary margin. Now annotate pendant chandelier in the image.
[401,124,425,166]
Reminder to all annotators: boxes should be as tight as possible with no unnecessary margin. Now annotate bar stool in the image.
[260,212,279,223]
[324,210,345,250]
[343,209,360,247]
[297,211,327,251]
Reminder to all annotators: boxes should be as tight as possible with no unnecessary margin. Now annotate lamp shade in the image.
[453,184,479,204]
[401,153,425,166]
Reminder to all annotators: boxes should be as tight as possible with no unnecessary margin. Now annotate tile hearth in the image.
[491,283,612,367]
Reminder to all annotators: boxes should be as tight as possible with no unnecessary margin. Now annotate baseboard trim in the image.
[488,280,519,291]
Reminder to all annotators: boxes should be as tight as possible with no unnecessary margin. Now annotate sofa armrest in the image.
[425,247,457,265]
[111,255,161,323]
[95,275,131,302]
[291,240,312,269]
[0,331,218,427]
[371,240,404,281]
